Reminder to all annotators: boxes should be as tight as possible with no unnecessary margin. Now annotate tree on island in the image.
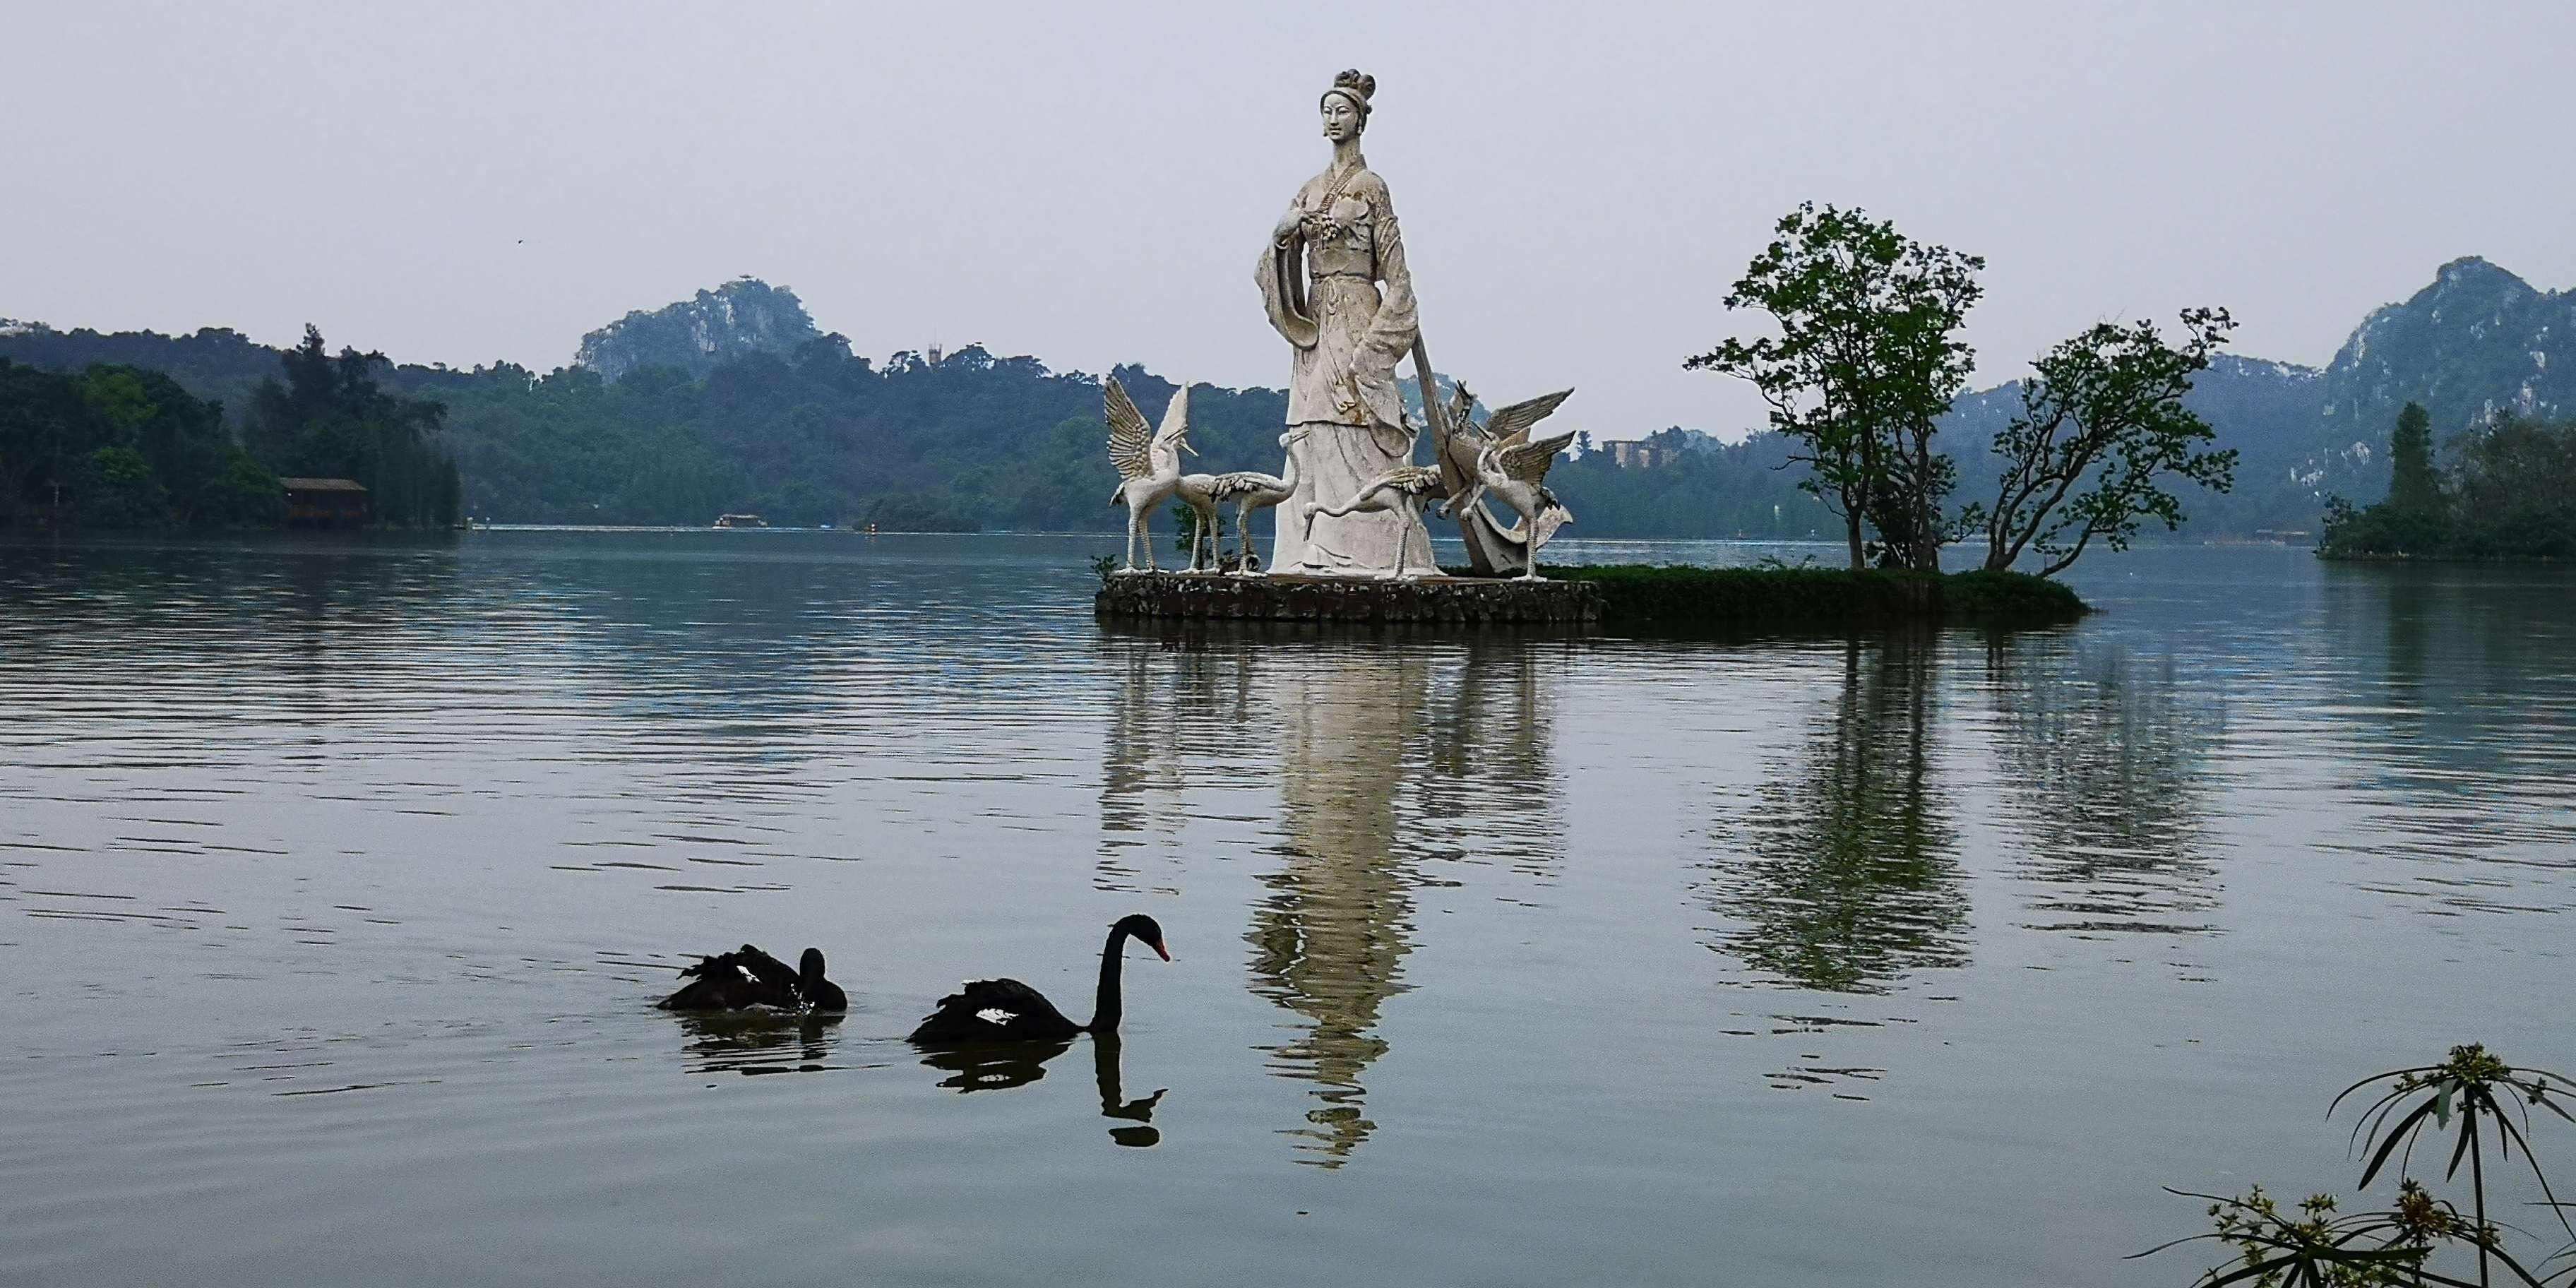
[1686,203,1983,572]
[1965,309,2239,576]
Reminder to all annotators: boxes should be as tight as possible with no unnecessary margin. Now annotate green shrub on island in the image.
[2321,403,2576,560]
[1551,564,2086,628]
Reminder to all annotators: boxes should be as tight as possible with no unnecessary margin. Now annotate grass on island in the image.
[1540,564,2089,628]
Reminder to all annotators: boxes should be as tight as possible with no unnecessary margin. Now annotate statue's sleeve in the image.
[1354,180,1419,434]
[1258,200,1317,350]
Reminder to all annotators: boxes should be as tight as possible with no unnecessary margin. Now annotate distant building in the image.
[278,478,369,528]
[1604,440,1678,469]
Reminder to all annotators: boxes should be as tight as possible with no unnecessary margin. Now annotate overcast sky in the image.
[6,1,2572,436]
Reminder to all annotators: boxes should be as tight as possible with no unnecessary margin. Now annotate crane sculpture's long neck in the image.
[1279,446,1301,492]
[1085,924,1131,1034]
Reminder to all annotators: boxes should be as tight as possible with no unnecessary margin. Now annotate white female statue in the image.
[1257,69,1436,576]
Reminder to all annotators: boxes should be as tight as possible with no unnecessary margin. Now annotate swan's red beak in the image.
[1150,938,1171,962]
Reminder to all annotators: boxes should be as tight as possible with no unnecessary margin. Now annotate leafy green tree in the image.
[1686,203,1984,571]
[242,326,460,527]
[1968,308,2238,575]
[2445,414,2576,559]
[77,366,234,525]
[199,450,286,527]
[2388,402,2440,515]
[74,445,168,527]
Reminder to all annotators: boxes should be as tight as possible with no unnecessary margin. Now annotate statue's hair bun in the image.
[1332,69,1376,102]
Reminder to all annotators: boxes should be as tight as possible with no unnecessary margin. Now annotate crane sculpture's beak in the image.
[1180,441,1200,458]
[1150,938,1172,962]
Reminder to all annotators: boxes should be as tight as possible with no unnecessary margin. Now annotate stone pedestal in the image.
[1095,571,1602,626]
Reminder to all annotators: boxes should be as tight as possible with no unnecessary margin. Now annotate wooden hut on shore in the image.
[278,477,369,529]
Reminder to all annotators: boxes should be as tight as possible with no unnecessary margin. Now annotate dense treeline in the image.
[0,318,2191,539]
[0,359,283,527]
[0,326,458,530]
[2321,402,2576,559]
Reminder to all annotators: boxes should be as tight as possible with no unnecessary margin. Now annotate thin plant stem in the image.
[2470,1123,2488,1288]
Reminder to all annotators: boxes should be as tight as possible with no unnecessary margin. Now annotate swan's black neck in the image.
[1085,924,1130,1034]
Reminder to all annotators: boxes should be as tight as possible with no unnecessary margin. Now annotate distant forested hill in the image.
[7,257,2567,535]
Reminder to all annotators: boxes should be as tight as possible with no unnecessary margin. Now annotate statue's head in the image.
[1319,68,1374,141]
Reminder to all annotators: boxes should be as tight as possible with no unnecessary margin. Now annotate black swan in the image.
[657,943,846,1012]
[909,914,1169,1044]
[796,948,849,1012]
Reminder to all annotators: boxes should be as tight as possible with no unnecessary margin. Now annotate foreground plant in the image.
[2332,1044,2576,1285]
[2145,1044,2575,1287]
[2135,1183,2500,1287]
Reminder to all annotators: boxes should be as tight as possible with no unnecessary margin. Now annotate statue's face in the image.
[1320,95,1362,142]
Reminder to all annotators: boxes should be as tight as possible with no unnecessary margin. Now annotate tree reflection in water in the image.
[1713,631,1967,994]
[1984,636,2224,937]
[672,1010,842,1076]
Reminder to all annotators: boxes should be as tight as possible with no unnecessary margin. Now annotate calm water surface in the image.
[2,531,2571,1286]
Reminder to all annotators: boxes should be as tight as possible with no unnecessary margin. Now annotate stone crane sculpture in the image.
[1199,431,1304,576]
[1104,376,1210,574]
[1443,427,1578,581]
[1301,462,1445,580]
[1432,384,1576,575]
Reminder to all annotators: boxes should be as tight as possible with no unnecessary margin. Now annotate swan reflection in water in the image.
[672,1010,844,1076]
[915,1037,1167,1146]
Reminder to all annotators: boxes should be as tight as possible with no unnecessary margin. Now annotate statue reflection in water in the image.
[1103,627,1563,1167]
[913,1035,1167,1147]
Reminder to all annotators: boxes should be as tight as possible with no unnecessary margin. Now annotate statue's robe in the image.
[1257,163,1434,576]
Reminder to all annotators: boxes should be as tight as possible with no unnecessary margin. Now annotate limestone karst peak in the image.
[573,278,823,383]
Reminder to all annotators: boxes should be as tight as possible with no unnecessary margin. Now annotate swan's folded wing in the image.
[1501,431,1577,484]
[1481,389,1573,450]
[1106,378,1155,482]
[931,977,1061,1024]
[733,945,801,999]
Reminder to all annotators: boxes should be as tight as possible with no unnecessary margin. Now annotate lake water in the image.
[2,530,2571,1287]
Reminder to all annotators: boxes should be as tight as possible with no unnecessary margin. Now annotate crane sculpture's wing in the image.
[1152,383,1192,450]
[1481,389,1574,451]
[1499,431,1578,484]
[1443,381,1477,434]
[1105,378,1155,482]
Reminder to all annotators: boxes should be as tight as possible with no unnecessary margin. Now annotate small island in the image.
[2320,401,2576,561]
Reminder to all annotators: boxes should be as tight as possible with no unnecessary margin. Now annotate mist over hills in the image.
[4,258,2565,536]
